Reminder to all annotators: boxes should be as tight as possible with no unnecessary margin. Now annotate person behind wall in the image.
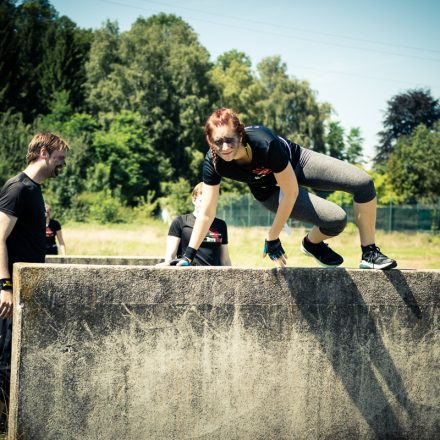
[159,182,231,266]
[170,107,396,270]
[45,204,66,256]
[0,133,69,432]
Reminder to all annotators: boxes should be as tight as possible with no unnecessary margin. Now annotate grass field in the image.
[62,221,440,269]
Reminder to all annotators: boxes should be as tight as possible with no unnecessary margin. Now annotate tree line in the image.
[1,0,439,222]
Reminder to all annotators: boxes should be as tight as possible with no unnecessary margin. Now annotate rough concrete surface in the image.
[9,264,440,440]
[45,255,163,265]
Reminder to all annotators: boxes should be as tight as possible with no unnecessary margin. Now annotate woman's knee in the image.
[319,207,347,237]
[353,171,376,203]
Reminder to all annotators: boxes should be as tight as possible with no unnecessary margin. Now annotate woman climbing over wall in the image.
[170,108,396,270]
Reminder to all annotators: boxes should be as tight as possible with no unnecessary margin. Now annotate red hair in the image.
[204,108,245,169]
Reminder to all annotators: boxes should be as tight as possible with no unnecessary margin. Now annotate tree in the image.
[85,20,121,114]
[39,15,92,111]
[387,122,440,204]
[1,0,92,118]
[0,111,32,186]
[324,122,365,164]
[325,121,345,160]
[14,0,59,118]
[375,88,440,166]
[211,50,256,119]
[253,56,331,153]
[0,0,19,113]
[91,110,171,203]
[86,14,218,180]
[368,171,404,205]
[345,127,364,165]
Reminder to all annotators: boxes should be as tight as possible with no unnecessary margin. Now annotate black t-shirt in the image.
[46,219,61,249]
[168,213,228,266]
[0,173,46,273]
[203,125,301,201]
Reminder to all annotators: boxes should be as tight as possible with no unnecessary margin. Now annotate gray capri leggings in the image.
[260,148,376,236]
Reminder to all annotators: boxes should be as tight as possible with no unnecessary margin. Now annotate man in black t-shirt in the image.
[0,133,69,431]
[159,182,231,266]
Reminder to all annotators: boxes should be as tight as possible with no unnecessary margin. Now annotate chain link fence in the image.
[218,194,440,232]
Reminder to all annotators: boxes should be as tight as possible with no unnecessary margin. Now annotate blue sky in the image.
[51,0,440,165]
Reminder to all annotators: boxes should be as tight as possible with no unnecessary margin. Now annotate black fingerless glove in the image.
[169,247,197,266]
[264,238,285,260]
[0,278,13,291]
[169,257,191,266]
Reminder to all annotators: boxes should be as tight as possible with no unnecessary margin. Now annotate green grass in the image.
[62,221,440,269]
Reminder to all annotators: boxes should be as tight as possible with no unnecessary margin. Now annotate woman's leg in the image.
[261,186,348,236]
[260,148,396,268]
[294,148,396,268]
[295,148,377,244]
[354,198,376,246]
[261,187,346,266]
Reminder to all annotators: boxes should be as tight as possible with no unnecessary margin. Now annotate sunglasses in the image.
[213,137,237,148]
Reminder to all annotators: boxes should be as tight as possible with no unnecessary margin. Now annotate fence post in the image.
[416,203,419,231]
[247,195,251,227]
[388,202,393,232]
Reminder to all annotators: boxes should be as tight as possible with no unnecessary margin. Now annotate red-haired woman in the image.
[172,108,396,269]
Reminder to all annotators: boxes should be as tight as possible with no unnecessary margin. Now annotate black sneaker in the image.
[360,245,397,270]
[300,236,344,267]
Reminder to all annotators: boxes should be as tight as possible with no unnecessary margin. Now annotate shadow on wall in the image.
[383,270,422,319]
[276,268,417,439]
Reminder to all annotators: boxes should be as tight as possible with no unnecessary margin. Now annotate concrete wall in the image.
[45,255,163,265]
[9,264,440,440]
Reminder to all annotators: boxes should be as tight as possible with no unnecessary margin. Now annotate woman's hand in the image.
[169,257,191,266]
[263,238,288,267]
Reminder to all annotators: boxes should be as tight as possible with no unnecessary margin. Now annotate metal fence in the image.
[217,194,440,232]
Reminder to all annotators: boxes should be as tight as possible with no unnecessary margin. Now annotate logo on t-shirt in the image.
[46,226,55,238]
[251,167,272,179]
[204,228,222,243]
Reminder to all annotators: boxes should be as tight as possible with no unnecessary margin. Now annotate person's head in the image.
[45,204,51,220]
[192,182,204,212]
[26,133,69,178]
[205,108,245,166]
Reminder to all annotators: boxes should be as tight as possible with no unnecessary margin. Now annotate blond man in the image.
[0,133,69,431]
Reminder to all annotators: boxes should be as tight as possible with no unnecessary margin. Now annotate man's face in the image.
[45,149,68,178]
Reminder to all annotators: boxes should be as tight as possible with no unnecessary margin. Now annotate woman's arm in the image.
[156,236,181,266]
[268,163,298,240]
[188,184,219,250]
[219,244,231,266]
[264,163,298,267]
[169,184,220,265]
[165,236,180,262]
[56,229,66,255]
